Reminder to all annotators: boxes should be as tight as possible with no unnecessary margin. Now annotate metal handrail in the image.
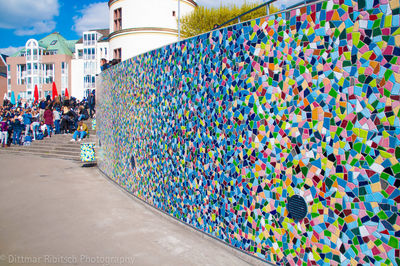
[215,0,319,30]
[285,0,318,10]
[215,0,277,29]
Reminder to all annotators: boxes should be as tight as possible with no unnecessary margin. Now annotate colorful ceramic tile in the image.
[97,0,400,265]
[80,143,95,162]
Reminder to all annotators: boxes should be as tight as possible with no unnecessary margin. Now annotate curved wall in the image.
[109,0,196,30]
[109,30,178,60]
[109,0,196,60]
[98,0,400,265]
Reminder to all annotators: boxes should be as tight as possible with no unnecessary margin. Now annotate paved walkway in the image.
[0,154,256,266]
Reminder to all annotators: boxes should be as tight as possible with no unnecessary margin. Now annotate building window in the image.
[44,50,57,55]
[114,8,122,31]
[114,48,121,60]
[61,62,68,75]
[105,48,107,56]
[44,64,54,84]
[17,64,26,85]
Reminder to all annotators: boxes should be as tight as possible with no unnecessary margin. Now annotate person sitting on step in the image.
[70,121,88,142]
[0,116,9,147]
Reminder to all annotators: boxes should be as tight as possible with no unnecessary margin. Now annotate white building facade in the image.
[108,0,197,61]
[70,1,197,100]
[71,29,110,100]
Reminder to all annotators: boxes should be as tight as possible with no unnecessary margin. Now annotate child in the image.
[40,121,48,137]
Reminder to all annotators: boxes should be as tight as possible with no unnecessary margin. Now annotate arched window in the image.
[25,39,39,61]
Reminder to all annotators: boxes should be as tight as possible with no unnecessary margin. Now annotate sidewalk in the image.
[0,153,254,266]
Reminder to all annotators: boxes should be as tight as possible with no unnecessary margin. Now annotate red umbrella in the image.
[34,85,39,103]
[65,88,69,99]
[52,82,58,100]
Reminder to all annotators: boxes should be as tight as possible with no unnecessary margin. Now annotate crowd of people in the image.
[0,92,95,147]
[100,58,121,71]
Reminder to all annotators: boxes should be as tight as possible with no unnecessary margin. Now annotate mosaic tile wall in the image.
[97,0,400,264]
[80,143,96,162]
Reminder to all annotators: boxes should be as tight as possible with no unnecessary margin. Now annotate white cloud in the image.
[0,46,24,56]
[0,0,59,35]
[72,2,109,35]
[15,21,57,36]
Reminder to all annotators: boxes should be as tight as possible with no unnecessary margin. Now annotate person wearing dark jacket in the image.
[6,117,12,146]
[88,93,95,118]
[78,106,89,121]
[22,109,32,137]
[100,58,109,71]
[60,106,76,133]
[39,98,46,122]
[53,97,61,111]
[11,114,23,145]
[66,108,78,130]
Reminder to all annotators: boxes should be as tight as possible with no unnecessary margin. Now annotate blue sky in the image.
[0,0,291,56]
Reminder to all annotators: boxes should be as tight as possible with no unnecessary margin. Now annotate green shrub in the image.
[180,3,280,38]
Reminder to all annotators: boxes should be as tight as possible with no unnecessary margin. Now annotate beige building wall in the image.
[41,54,73,96]
[0,57,7,105]
[6,56,25,98]
[0,76,6,105]
[7,54,73,100]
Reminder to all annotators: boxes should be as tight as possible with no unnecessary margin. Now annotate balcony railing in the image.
[84,40,96,46]
[83,55,96,60]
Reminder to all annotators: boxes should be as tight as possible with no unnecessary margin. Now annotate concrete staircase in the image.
[0,119,97,161]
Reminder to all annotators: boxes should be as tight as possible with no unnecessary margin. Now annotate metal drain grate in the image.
[287,195,308,220]
[130,155,136,170]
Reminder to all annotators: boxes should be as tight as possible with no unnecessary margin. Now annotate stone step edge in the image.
[3,148,81,157]
[0,149,80,161]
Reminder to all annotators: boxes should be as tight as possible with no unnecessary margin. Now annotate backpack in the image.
[24,136,32,142]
